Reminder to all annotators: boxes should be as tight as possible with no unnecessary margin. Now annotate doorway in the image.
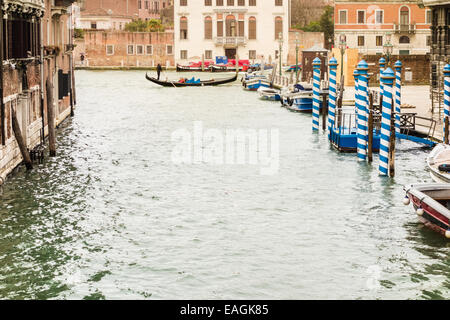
[225,48,236,60]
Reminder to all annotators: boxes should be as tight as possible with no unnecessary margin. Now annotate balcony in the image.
[214,37,248,48]
[393,23,416,34]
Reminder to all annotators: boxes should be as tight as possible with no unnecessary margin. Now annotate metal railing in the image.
[215,36,248,46]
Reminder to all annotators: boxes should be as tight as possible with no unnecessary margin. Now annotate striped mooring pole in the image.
[357,60,369,162]
[379,67,395,176]
[394,61,402,133]
[443,64,450,144]
[328,57,338,135]
[353,68,361,134]
[312,57,321,132]
[379,57,386,104]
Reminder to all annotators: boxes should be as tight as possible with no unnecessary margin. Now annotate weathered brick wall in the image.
[362,54,430,85]
[79,30,175,67]
[287,30,325,65]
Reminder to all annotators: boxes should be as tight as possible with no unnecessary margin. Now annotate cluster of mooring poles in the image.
[311,56,405,178]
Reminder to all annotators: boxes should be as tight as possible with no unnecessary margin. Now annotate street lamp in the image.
[278,31,283,76]
[295,32,300,83]
[338,34,347,79]
[383,32,394,65]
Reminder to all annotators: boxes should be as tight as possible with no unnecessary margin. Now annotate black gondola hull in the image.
[145,73,237,87]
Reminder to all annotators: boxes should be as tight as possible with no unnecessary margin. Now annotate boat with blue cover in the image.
[281,83,324,112]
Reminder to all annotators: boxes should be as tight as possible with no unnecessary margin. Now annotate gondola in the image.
[145,73,237,87]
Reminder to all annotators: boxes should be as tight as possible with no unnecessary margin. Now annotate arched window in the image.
[180,16,188,39]
[400,6,409,25]
[248,16,256,40]
[399,35,410,43]
[226,15,236,37]
[204,16,212,39]
[275,16,283,40]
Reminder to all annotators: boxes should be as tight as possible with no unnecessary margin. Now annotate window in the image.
[180,0,187,5]
[227,0,234,5]
[375,10,383,24]
[136,45,144,55]
[238,20,244,37]
[205,0,212,5]
[146,45,153,55]
[357,36,364,46]
[339,10,347,24]
[376,35,383,46]
[275,0,282,5]
[145,1,148,9]
[426,9,431,24]
[248,16,256,39]
[180,50,188,59]
[399,35,410,44]
[357,10,365,24]
[205,16,212,39]
[238,0,245,5]
[216,0,223,5]
[91,22,97,29]
[399,50,410,55]
[106,45,114,55]
[249,0,256,5]
[217,20,224,37]
[138,0,142,9]
[205,50,212,59]
[127,45,134,55]
[180,16,188,39]
[426,35,431,46]
[167,45,173,55]
[226,15,236,37]
[249,50,256,59]
[400,6,409,25]
[274,16,283,39]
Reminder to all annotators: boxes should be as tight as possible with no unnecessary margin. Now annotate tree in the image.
[124,19,165,32]
[292,5,334,49]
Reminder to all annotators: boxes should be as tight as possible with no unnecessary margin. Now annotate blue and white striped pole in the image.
[357,60,369,162]
[312,57,321,132]
[379,57,386,101]
[353,68,360,131]
[379,68,395,176]
[328,57,338,134]
[444,64,450,143]
[394,60,402,133]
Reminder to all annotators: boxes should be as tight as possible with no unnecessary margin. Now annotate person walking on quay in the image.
[157,63,162,80]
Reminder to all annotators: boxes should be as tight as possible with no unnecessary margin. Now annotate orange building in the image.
[334,0,431,55]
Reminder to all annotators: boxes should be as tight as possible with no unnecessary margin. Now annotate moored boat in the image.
[404,183,450,238]
[257,87,281,101]
[427,144,450,183]
[145,73,237,87]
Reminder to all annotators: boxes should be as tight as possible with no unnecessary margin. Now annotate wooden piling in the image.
[445,116,449,144]
[201,54,205,72]
[389,115,395,177]
[367,92,374,163]
[46,78,56,157]
[11,107,33,170]
[322,93,328,131]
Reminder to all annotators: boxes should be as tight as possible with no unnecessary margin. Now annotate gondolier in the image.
[157,63,162,80]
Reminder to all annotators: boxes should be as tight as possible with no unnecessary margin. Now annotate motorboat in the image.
[427,144,450,183]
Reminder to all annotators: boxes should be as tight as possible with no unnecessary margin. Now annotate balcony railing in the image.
[393,23,416,34]
[214,36,248,47]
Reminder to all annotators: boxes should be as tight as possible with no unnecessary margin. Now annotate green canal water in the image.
[0,70,448,299]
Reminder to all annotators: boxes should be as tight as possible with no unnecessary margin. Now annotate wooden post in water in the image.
[389,115,396,177]
[11,107,33,170]
[235,55,239,73]
[445,117,449,144]
[46,78,56,157]
[367,92,374,163]
[322,93,328,131]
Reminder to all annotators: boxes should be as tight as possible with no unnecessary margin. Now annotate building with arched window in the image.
[174,0,289,64]
[334,0,431,56]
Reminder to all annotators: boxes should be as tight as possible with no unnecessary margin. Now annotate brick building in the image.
[74,30,175,68]
[287,30,325,65]
[334,0,431,56]
[77,0,139,30]
[1,0,76,184]
[138,0,173,21]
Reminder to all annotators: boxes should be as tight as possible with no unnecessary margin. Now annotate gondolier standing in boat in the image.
[157,63,162,80]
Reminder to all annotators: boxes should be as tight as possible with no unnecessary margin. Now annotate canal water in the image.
[0,70,448,299]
